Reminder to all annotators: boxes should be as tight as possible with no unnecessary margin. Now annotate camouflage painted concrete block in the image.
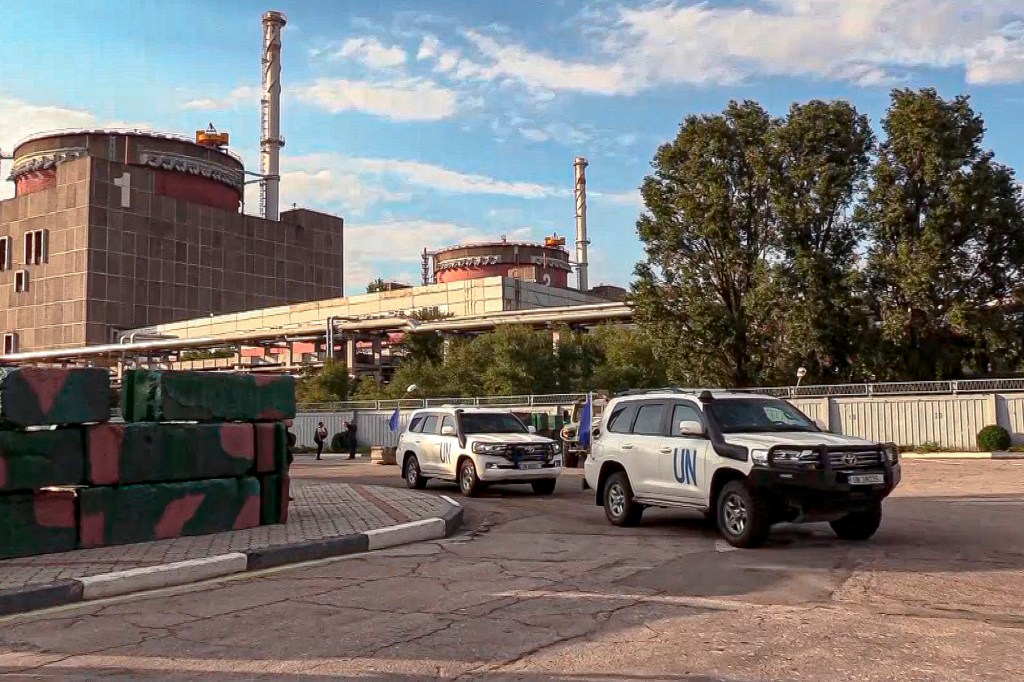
[0,429,85,492]
[78,477,261,548]
[258,474,290,525]
[0,367,110,428]
[121,370,296,423]
[86,423,255,485]
[0,489,78,559]
[254,422,288,474]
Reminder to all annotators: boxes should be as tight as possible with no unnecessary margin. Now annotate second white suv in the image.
[584,389,902,548]
[398,408,563,496]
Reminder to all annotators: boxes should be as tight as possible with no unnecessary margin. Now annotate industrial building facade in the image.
[0,130,344,352]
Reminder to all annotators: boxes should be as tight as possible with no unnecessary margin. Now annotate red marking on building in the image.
[152,169,240,212]
[19,368,69,416]
[219,423,255,460]
[154,494,205,539]
[87,424,123,485]
[14,170,57,195]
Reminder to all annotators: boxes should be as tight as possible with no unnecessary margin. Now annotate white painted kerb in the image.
[78,553,248,600]
[364,518,446,550]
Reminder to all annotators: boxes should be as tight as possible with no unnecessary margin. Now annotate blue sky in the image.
[2,0,1023,292]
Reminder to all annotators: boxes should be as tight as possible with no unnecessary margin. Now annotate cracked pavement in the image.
[1,459,1023,680]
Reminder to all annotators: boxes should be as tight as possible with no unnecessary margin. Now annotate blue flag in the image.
[388,407,401,433]
[578,393,593,449]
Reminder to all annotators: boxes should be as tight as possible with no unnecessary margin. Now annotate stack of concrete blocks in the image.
[0,367,295,559]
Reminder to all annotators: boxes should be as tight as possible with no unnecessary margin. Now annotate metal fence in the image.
[297,378,1024,412]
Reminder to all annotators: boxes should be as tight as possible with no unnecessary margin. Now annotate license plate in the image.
[848,473,884,485]
[518,461,543,470]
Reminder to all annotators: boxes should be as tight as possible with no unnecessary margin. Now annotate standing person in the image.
[346,420,358,459]
[313,421,328,460]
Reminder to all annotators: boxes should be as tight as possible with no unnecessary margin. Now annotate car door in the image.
[437,415,458,477]
[597,401,638,467]
[624,401,667,497]
[417,414,442,474]
[655,401,712,504]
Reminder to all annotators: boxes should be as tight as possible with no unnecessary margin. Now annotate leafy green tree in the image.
[768,100,874,383]
[366,278,388,293]
[296,359,351,404]
[858,88,1024,379]
[587,325,667,393]
[633,101,782,387]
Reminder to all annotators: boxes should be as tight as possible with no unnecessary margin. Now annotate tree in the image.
[295,359,351,404]
[633,101,782,387]
[366,278,388,293]
[586,325,667,393]
[858,89,1024,379]
[400,307,454,364]
[768,100,874,383]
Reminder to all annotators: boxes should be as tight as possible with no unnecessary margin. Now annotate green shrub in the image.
[330,432,348,452]
[977,425,1011,452]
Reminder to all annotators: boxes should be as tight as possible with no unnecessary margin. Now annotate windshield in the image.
[708,398,818,434]
[460,412,529,434]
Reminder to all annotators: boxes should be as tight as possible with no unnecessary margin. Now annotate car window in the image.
[708,398,818,434]
[421,415,440,434]
[460,412,528,434]
[408,416,424,433]
[607,403,639,433]
[440,416,456,434]
[631,403,665,436]
[671,403,704,436]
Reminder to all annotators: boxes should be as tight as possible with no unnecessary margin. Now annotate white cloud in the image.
[182,86,261,111]
[421,1,1024,95]
[332,37,407,69]
[294,77,460,121]
[416,35,440,60]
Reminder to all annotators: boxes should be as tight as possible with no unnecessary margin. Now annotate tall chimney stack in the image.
[260,10,286,221]
[573,156,589,292]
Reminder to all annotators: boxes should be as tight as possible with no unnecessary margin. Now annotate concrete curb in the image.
[0,495,464,619]
[902,451,1024,460]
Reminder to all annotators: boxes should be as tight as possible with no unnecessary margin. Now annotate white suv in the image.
[583,390,902,548]
[398,408,563,496]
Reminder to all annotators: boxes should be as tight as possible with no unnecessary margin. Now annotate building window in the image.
[2,333,16,355]
[23,230,48,266]
[0,236,10,271]
[14,270,28,293]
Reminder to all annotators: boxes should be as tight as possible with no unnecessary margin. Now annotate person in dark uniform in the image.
[346,420,358,459]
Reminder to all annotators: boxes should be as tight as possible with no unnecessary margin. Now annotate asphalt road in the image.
[2,456,1024,681]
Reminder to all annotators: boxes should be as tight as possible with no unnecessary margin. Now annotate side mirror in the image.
[678,420,705,437]
[441,425,456,437]
[527,425,537,434]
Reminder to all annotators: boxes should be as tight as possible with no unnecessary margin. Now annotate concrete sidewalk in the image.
[0,482,462,617]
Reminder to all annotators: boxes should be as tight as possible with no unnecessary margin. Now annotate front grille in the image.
[510,446,550,462]
[828,450,882,469]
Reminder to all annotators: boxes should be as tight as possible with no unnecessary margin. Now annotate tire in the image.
[404,455,426,490]
[603,472,643,527]
[531,479,557,495]
[716,480,771,548]
[458,459,483,497]
[830,504,882,541]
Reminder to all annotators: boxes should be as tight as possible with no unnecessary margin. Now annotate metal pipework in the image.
[574,157,589,292]
[260,10,286,221]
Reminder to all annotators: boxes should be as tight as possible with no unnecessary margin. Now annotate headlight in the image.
[751,449,768,465]
[472,443,508,455]
[883,444,899,464]
[551,442,562,454]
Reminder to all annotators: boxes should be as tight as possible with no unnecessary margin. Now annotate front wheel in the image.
[531,479,557,495]
[830,504,882,541]
[717,481,771,548]
[404,455,426,490]
[458,459,482,497]
[603,472,643,526]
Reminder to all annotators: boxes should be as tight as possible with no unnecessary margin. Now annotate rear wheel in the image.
[404,455,426,490]
[458,459,482,497]
[603,472,643,527]
[531,479,557,495]
[830,504,882,541]
[717,481,771,548]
